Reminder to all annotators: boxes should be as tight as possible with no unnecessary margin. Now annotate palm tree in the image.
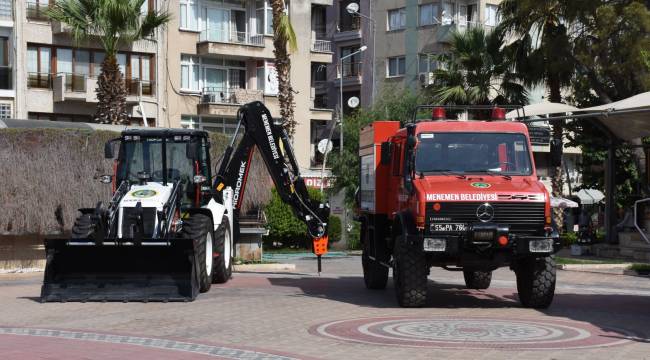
[270,0,298,136]
[499,0,578,230]
[46,0,170,125]
[431,27,527,106]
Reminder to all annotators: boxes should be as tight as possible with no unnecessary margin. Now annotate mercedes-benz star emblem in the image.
[476,203,495,222]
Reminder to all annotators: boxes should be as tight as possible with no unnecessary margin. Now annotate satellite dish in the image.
[346,2,360,14]
[347,96,360,109]
[318,139,333,154]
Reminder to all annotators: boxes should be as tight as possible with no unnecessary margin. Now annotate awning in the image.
[574,92,650,141]
[576,189,605,205]
[505,102,580,120]
[551,197,579,208]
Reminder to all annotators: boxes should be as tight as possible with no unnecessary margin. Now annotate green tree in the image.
[46,0,170,125]
[270,0,298,136]
[430,26,527,106]
[500,0,579,230]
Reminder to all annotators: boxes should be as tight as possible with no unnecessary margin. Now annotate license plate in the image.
[430,223,467,232]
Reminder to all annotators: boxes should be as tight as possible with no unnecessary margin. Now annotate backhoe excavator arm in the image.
[213,101,330,271]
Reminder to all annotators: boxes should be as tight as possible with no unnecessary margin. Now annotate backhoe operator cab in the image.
[359,106,559,309]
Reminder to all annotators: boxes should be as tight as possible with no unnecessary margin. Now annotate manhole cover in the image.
[310,316,640,350]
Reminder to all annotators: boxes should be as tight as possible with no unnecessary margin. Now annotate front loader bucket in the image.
[41,238,199,302]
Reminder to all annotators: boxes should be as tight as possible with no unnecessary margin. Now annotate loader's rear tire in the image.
[71,214,94,239]
[182,214,213,293]
[516,256,556,309]
[393,236,428,307]
[463,270,492,290]
[212,215,232,284]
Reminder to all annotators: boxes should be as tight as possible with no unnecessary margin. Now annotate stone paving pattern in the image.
[0,255,649,359]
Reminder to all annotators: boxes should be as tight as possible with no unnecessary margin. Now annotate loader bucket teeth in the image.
[40,238,200,302]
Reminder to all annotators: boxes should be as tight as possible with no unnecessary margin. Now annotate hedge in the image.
[0,128,272,236]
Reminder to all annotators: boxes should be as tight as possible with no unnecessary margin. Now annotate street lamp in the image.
[339,45,367,154]
[346,2,376,102]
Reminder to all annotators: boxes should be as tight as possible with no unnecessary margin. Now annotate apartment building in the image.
[164,0,335,176]
[0,0,13,119]
[12,0,162,124]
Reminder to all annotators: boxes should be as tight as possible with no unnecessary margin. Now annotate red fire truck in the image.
[358,106,559,308]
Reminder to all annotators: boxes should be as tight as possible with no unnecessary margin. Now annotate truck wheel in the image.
[212,215,232,284]
[516,256,556,309]
[71,214,94,238]
[362,244,388,289]
[393,236,428,307]
[182,214,213,293]
[463,270,492,290]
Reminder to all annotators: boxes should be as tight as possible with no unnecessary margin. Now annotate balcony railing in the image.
[0,66,11,90]
[126,78,154,96]
[199,29,264,47]
[28,72,52,89]
[26,1,49,21]
[57,73,87,92]
[0,0,12,20]
[338,62,362,78]
[200,87,264,105]
[338,17,361,32]
[312,39,332,53]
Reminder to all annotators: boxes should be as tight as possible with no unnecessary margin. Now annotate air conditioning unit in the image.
[418,73,435,87]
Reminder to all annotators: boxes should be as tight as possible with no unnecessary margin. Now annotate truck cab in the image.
[358,106,559,309]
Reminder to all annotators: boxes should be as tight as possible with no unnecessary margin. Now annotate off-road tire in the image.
[182,214,213,293]
[393,236,428,307]
[212,215,232,284]
[463,270,492,290]
[362,244,389,290]
[71,214,94,238]
[516,256,556,309]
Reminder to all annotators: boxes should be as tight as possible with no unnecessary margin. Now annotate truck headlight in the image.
[529,239,553,253]
[424,238,446,252]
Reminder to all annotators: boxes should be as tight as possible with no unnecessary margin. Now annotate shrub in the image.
[0,128,272,236]
[264,187,328,249]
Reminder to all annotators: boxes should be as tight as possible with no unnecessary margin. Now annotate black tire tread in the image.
[463,270,492,290]
[516,256,556,309]
[393,236,427,307]
[182,214,212,293]
[212,215,232,284]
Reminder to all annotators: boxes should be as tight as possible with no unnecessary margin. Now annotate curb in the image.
[557,263,632,270]
[233,263,296,272]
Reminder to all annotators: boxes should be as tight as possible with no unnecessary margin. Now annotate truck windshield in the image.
[119,137,195,183]
[415,132,533,175]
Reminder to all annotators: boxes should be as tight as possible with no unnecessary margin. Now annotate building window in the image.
[0,36,10,90]
[387,8,406,30]
[338,0,360,32]
[256,60,278,95]
[181,55,200,91]
[387,56,405,77]
[419,3,439,26]
[182,115,238,135]
[418,54,438,74]
[256,0,274,35]
[181,115,200,129]
[0,103,11,119]
[179,0,199,31]
[27,45,51,88]
[0,0,12,20]
[442,2,455,25]
[485,4,499,27]
[26,0,50,21]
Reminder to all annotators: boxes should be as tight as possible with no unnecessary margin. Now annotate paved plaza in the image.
[1,255,649,359]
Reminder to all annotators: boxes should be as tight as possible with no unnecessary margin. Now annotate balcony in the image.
[26,1,49,21]
[0,0,12,21]
[52,73,98,102]
[27,72,52,89]
[198,87,263,117]
[334,17,362,42]
[312,39,332,53]
[437,20,495,43]
[0,66,11,90]
[197,29,273,59]
[126,78,155,97]
[336,62,362,87]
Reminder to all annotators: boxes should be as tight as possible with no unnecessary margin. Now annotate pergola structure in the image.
[506,92,650,243]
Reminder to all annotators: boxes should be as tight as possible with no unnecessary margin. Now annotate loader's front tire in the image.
[71,214,94,239]
[212,215,232,284]
[183,214,213,293]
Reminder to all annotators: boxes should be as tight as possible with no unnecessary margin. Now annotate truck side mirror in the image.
[186,140,198,160]
[104,141,114,159]
[380,142,392,165]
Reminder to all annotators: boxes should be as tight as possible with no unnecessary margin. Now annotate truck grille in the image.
[121,207,157,238]
[426,202,545,235]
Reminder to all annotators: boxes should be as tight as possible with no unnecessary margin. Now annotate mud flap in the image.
[40,238,200,302]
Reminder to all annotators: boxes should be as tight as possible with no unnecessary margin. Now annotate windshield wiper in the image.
[423,170,467,179]
[467,169,512,180]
